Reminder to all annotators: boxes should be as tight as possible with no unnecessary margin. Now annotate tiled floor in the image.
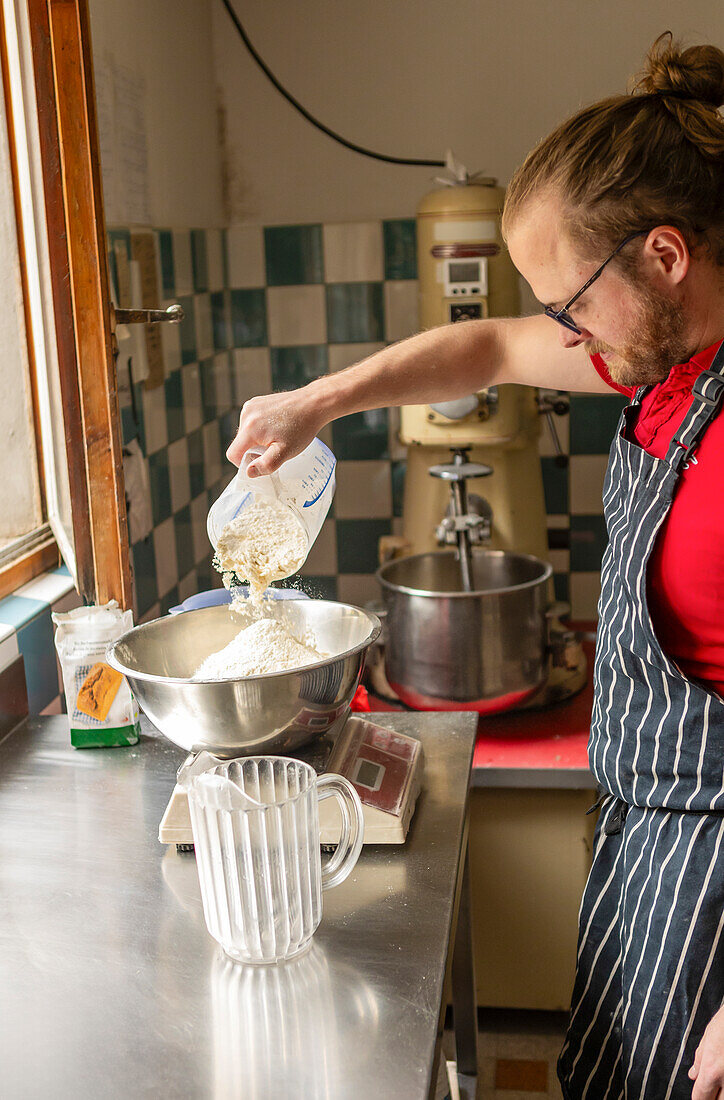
[443,1009,568,1099]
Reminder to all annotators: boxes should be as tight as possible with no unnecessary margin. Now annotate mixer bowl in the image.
[377,549,552,713]
[107,602,381,757]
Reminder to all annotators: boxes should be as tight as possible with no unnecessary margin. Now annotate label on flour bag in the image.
[207,437,336,569]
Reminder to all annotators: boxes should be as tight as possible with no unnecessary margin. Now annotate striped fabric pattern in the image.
[560,799,724,1098]
[590,380,724,813]
[560,341,724,1098]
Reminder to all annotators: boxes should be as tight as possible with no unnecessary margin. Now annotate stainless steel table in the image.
[0,713,477,1099]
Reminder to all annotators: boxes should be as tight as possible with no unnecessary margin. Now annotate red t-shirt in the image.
[591,341,724,696]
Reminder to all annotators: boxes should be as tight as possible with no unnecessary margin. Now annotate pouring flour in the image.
[214,496,308,605]
[207,436,335,595]
[197,438,337,679]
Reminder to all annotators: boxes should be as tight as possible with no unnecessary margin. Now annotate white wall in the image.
[212,0,724,225]
[0,72,41,540]
[88,0,224,228]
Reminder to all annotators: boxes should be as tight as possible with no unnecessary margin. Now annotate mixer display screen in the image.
[448,261,480,283]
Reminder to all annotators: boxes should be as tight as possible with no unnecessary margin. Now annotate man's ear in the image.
[643,226,690,286]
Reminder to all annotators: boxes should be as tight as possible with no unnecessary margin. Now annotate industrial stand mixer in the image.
[374,176,586,714]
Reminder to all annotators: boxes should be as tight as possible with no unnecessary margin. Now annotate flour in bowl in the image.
[215,497,307,604]
[193,616,327,679]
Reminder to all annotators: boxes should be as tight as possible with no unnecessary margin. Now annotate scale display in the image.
[327,719,421,821]
[353,757,384,791]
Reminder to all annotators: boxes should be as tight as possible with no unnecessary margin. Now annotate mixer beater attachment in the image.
[429,448,493,592]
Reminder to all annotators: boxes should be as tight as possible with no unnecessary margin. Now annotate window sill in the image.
[0,562,78,715]
[0,529,60,602]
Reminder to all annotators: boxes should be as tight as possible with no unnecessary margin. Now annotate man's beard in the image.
[586,285,691,387]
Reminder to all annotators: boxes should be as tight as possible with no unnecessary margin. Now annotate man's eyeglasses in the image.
[544,231,648,335]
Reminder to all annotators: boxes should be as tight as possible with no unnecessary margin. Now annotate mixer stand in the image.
[159,716,424,850]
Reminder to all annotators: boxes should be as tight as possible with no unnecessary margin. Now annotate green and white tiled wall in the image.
[117,217,425,621]
[0,217,625,715]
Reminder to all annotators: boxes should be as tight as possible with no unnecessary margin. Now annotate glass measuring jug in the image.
[178,753,364,964]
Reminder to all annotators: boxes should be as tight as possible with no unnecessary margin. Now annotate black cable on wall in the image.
[220,0,446,168]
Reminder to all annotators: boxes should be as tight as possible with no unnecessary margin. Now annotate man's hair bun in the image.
[633,31,724,109]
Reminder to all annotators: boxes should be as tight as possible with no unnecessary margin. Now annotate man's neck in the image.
[684,264,724,354]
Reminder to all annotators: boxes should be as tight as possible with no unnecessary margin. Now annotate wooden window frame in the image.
[0,533,60,601]
[0,0,132,608]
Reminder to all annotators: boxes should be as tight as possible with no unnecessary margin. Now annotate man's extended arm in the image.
[227,314,608,475]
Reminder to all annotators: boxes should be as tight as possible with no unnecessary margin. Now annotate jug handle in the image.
[316,774,365,890]
[242,447,284,499]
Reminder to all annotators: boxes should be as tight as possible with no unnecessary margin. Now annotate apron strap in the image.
[665,340,724,471]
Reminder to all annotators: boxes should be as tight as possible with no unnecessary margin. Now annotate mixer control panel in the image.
[443,256,488,298]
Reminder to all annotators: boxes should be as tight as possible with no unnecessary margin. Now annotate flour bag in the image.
[53,601,140,748]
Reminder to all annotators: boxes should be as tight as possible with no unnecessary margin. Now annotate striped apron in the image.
[559,340,724,1100]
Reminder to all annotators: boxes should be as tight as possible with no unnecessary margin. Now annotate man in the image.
[227,35,724,1099]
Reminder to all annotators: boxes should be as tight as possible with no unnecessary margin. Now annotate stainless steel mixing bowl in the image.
[107,601,381,757]
[377,549,552,713]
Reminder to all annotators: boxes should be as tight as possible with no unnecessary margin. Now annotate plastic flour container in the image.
[207,437,336,567]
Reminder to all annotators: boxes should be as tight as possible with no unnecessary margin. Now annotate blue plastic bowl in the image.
[168,587,310,615]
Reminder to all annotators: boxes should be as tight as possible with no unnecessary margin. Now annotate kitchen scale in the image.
[159,717,424,849]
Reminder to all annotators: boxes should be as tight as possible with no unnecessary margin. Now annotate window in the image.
[0,0,132,607]
[0,0,71,598]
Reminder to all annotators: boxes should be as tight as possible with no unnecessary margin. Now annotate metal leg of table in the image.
[452,845,477,1099]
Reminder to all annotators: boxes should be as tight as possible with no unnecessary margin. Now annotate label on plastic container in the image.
[300,441,336,508]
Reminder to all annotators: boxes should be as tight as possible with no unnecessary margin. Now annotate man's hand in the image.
[226,388,325,475]
[689,1006,724,1098]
